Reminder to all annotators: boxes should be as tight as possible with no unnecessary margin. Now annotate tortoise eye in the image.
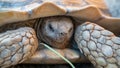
[48,24,54,32]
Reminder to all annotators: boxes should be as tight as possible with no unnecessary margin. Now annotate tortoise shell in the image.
[0,0,120,68]
[1,0,120,35]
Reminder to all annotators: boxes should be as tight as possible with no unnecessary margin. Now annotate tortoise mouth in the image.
[34,16,75,49]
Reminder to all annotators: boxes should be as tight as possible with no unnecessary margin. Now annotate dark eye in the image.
[48,24,54,32]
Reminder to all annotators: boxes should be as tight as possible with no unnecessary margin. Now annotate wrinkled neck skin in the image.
[104,0,120,17]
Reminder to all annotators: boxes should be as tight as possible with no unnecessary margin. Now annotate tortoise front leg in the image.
[75,22,119,68]
[0,27,38,68]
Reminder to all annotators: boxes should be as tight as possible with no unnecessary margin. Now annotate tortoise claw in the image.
[75,22,119,68]
[0,27,38,68]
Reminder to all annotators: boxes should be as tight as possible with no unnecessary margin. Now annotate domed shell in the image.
[0,0,120,34]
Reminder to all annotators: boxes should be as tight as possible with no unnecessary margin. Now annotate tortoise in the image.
[0,0,120,68]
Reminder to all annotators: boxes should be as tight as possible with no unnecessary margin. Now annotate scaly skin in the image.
[1,17,120,68]
[0,27,38,68]
[75,22,120,68]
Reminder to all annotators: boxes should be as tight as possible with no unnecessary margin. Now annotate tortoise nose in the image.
[57,32,67,38]
[60,32,66,36]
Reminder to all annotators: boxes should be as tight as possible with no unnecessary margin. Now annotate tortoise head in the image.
[35,16,74,48]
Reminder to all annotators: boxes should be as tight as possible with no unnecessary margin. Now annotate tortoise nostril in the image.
[60,33,66,36]
[60,33,64,35]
